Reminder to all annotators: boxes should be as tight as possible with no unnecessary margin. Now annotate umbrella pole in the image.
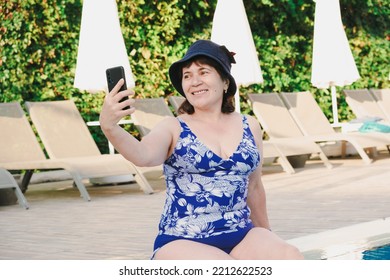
[331,85,339,125]
[235,88,241,113]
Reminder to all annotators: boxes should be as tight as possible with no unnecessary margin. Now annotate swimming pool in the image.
[362,244,390,260]
[288,218,390,260]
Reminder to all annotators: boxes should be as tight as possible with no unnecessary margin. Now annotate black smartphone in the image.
[106,66,130,110]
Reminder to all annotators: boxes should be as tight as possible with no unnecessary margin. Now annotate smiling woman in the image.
[99,39,303,260]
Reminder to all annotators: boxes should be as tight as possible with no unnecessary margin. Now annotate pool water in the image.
[362,244,390,260]
[289,218,390,260]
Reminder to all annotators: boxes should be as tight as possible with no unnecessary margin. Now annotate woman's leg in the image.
[154,239,235,260]
[230,227,304,260]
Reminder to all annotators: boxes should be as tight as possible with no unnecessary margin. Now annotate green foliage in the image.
[240,0,389,121]
[1,0,81,101]
[1,0,389,151]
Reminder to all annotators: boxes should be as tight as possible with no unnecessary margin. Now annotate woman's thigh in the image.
[154,239,235,260]
[230,227,304,260]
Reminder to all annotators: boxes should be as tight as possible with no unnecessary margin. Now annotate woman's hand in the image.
[99,78,135,132]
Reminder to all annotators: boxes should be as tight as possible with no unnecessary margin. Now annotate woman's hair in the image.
[177,56,235,115]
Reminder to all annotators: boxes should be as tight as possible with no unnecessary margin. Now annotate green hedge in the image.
[1,0,388,153]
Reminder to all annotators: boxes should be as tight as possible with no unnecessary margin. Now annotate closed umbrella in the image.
[211,0,263,113]
[74,0,135,92]
[311,0,360,124]
[74,0,134,183]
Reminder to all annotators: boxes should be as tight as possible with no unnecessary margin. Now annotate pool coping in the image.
[287,217,390,260]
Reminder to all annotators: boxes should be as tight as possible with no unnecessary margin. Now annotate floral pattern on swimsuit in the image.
[155,115,260,246]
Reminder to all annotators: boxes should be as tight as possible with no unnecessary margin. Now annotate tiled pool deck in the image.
[1,151,389,260]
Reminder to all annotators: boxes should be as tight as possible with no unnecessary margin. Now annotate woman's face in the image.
[181,60,229,109]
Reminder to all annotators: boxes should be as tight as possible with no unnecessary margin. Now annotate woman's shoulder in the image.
[241,113,257,125]
[150,115,181,142]
[243,114,263,136]
[146,115,180,135]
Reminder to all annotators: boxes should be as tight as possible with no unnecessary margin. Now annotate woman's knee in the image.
[231,227,304,260]
[282,243,304,260]
[257,229,304,260]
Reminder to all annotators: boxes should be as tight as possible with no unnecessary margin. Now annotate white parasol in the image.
[74,0,135,92]
[74,0,135,182]
[211,0,263,113]
[311,0,360,124]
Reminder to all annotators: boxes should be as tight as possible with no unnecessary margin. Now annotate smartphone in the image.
[106,66,130,110]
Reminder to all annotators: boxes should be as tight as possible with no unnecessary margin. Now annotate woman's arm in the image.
[247,167,270,229]
[246,115,271,230]
[99,79,176,167]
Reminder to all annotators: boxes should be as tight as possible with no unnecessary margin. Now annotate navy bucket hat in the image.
[169,40,237,97]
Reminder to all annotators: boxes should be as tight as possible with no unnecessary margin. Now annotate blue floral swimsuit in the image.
[153,115,260,256]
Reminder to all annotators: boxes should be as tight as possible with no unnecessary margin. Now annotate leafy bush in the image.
[1,0,388,152]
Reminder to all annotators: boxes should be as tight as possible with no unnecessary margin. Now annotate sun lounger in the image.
[260,140,298,173]
[0,168,29,209]
[0,102,89,200]
[369,88,390,123]
[23,100,154,199]
[132,98,175,136]
[280,91,390,164]
[343,89,390,124]
[248,93,333,169]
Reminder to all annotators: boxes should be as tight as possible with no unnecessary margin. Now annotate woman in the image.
[99,40,303,260]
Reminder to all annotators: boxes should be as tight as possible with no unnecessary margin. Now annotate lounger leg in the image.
[277,156,295,174]
[133,171,154,194]
[68,172,91,201]
[318,152,333,169]
[349,142,373,165]
[13,185,29,209]
[1,170,29,209]
[19,170,34,193]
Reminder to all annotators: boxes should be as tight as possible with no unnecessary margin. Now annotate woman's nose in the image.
[190,74,202,86]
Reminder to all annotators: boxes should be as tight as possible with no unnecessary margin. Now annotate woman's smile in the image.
[191,89,209,96]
